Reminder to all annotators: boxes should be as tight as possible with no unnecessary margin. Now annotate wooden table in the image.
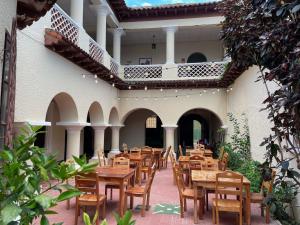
[186,149,213,157]
[191,170,251,225]
[129,154,147,185]
[96,166,135,216]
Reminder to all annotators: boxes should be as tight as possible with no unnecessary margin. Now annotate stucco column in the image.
[65,126,84,160]
[164,26,177,64]
[95,5,109,49]
[110,125,124,154]
[92,125,109,157]
[162,125,178,157]
[112,28,125,64]
[70,0,84,26]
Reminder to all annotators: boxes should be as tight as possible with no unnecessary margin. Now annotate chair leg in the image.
[146,193,150,210]
[96,205,100,225]
[179,198,184,218]
[184,198,187,212]
[141,196,146,217]
[110,188,113,200]
[239,211,243,225]
[206,191,209,211]
[130,196,134,209]
[216,209,219,225]
[261,204,264,217]
[102,200,106,220]
[124,194,127,211]
[75,202,79,225]
[266,206,270,224]
[212,206,216,224]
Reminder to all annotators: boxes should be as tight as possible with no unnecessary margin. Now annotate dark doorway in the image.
[187,52,207,63]
[83,114,94,159]
[34,126,46,148]
[145,115,163,147]
[178,114,209,149]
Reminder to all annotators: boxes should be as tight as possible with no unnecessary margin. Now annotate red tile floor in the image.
[44,164,276,225]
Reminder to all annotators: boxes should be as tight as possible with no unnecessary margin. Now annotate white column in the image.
[65,126,84,160]
[70,0,84,26]
[110,125,124,154]
[95,5,109,49]
[92,125,109,158]
[112,28,125,64]
[162,125,178,157]
[164,26,177,64]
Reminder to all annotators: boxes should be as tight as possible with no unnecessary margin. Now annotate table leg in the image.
[194,184,199,224]
[138,162,142,186]
[245,184,251,225]
[119,180,124,216]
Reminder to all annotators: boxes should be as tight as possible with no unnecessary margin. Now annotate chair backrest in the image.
[174,165,186,197]
[205,157,218,170]
[141,146,153,156]
[130,147,141,157]
[113,157,130,169]
[189,155,206,170]
[97,150,107,166]
[116,152,129,158]
[190,150,204,157]
[178,145,183,156]
[145,163,157,193]
[122,143,128,153]
[219,152,229,171]
[169,150,176,164]
[164,146,172,159]
[218,146,225,160]
[215,171,243,208]
[75,172,99,201]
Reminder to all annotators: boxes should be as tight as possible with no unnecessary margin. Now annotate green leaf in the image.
[0,150,13,161]
[92,211,98,225]
[35,195,53,209]
[45,210,58,215]
[41,215,50,225]
[83,212,91,225]
[56,190,82,202]
[100,219,108,225]
[73,156,84,166]
[0,204,22,224]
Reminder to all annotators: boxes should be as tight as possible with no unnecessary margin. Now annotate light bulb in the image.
[128,85,131,90]
[203,89,207,93]
[118,97,121,100]
[230,87,233,91]
[217,89,220,92]
[95,79,98,84]
[160,88,163,92]
[82,74,86,78]
[144,86,148,91]
[112,83,115,87]
[175,89,178,93]
[94,74,97,78]
[110,74,114,79]
[212,91,216,94]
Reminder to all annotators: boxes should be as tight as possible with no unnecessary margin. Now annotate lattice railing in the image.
[110,58,119,75]
[124,65,163,79]
[50,5,79,44]
[177,62,226,79]
[89,38,104,64]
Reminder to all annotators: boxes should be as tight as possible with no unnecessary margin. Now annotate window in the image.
[187,52,207,63]
[146,116,157,128]
[0,31,11,147]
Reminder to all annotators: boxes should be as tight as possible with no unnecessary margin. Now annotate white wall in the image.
[227,66,274,162]
[108,40,223,65]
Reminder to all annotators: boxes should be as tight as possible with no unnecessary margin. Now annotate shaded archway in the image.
[39,92,78,161]
[187,52,207,63]
[120,108,163,148]
[104,107,120,153]
[83,102,104,159]
[177,108,222,154]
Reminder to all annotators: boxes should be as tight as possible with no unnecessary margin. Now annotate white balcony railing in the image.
[123,65,163,80]
[46,4,228,82]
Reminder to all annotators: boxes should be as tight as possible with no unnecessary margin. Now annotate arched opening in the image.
[177,108,222,154]
[120,109,163,148]
[36,92,78,161]
[187,52,207,63]
[104,107,120,154]
[83,102,104,159]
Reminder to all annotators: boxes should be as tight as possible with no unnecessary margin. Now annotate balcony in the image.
[43,4,239,89]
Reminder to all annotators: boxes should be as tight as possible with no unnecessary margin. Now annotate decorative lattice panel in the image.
[178,62,226,78]
[110,58,119,75]
[89,38,104,64]
[51,6,79,44]
[124,65,162,79]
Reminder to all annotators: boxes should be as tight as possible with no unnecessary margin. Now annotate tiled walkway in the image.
[46,164,276,225]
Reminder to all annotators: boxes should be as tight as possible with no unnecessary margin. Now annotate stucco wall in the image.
[16,21,119,125]
[227,66,274,162]
[107,40,223,65]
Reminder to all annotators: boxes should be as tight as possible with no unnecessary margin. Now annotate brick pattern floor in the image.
[44,164,276,225]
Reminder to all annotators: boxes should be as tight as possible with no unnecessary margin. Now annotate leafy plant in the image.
[82,210,135,225]
[0,125,97,225]
[219,0,300,223]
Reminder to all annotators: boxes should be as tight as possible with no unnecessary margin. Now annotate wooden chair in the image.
[160,146,171,168]
[97,150,107,167]
[130,147,141,157]
[190,150,204,157]
[105,157,130,200]
[124,164,157,217]
[178,145,183,157]
[212,171,243,225]
[188,155,206,187]
[75,172,106,225]
[245,170,276,224]
[219,152,229,171]
[122,143,128,153]
[141,150,155,180]
[174,165,205,218]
